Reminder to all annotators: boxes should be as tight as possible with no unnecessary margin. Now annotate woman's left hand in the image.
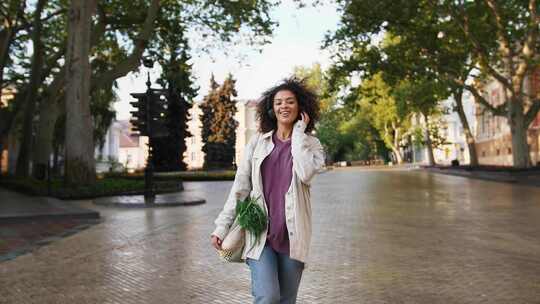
[300,111,310,126]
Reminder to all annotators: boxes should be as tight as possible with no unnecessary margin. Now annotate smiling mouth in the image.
[279,111,291,117]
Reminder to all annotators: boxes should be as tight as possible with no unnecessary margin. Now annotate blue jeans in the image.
[246,244,304,304]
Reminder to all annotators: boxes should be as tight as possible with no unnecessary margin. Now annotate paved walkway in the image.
[0,188,99,221]
[1,167,540,303]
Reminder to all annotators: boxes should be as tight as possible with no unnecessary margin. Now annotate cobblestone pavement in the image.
[0,218,100,262]
[1,168,540,304]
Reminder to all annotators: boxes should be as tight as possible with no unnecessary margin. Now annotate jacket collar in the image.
[262,130,274,139]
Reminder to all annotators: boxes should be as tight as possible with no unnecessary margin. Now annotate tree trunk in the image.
[0,141,4,175]
[0,27,14,92]
[33,98,60,179]
[390,146,403,164]
[424,114,436,166]
[391,125,403,164]
[53,144,61,176]
[32,68,65,179]
[7,129,19,175]
[453,90,479,166]
[15,0,47,177]
[64,0,97,185]
[508,97,531,168]
[0,1,25,92]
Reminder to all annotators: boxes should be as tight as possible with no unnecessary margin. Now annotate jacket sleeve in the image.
[211,133,259,240]
[291,120,325,185]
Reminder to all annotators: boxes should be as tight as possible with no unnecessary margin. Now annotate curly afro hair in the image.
[256,77,320,134]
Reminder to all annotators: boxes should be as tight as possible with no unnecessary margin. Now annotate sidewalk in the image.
[0,187,101,261]
[424,166,540,187]
[0,187,99,222]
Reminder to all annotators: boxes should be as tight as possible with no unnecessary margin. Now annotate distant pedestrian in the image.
[211,77,325,304]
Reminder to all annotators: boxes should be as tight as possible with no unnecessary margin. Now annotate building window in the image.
[507,147,512,154]
[482,151,486,157]
[191,152,195,161]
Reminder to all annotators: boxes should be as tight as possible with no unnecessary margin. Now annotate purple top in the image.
[261,132,293,255]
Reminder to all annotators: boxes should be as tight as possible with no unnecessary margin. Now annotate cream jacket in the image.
[211,120,325,263]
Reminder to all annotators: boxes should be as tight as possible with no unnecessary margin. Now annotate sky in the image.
[113,1,340,120]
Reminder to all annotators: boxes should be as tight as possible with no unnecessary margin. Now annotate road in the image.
[1,167,539,303]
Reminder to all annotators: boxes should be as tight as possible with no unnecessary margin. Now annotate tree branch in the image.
[484,0,514,60]
[13,7,65,33]
[462,82,507,116]
[525,99,540,126]
[442,1,513,91]
[40,44,65,83]
[91,3,107,46]
[513,0,538,93]
[91,0,160,91]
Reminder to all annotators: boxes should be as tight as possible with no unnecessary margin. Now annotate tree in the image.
[441,0,540,168]
[375,29,480,166]
[14,0,47,177]
[293,63,388,162]
[3,0,279,183]
[358,73,412,164]
[393,76,449,166]
[153,51,196,171]
[64,0,97,185]
[150,11,196,172]
[0,0,31,92]
[200,75,219,168]
[216,74,239,169]
[326,0,540,168]
[293,63,336,113]
[0,101,8,173]
[201,74,238,170]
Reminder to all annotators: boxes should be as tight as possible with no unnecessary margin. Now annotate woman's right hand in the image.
[211,235,222,250]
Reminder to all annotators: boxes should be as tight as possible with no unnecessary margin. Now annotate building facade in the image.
[475,69,540,166]
[94,120,149,173]
[434,93,476,165]
[409,91,477,166]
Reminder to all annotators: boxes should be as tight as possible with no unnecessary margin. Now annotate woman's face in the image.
[273,90,299,127]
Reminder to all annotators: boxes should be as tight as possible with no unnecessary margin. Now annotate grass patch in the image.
[104,170,236,181]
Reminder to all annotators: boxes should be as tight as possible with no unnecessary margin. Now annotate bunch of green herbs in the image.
[235,196,267,246]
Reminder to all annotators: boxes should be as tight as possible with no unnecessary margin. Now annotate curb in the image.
[0,211,100,223]
[425,167,540,187]
[93,193,206,208]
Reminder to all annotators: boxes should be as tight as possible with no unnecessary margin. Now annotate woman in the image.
[211,77,325,304]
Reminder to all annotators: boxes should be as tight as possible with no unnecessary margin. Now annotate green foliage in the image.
[293,63,388,162]
[105,170,236,181]
[356,73,412,161]
[152,27,195,172]
[91,86,117,150]
[326,0,540,168]
[235,196,267,247]
[3,0,280,181]
[200,75,219,164]
[293,63,336,113]
[0,176,182,199]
